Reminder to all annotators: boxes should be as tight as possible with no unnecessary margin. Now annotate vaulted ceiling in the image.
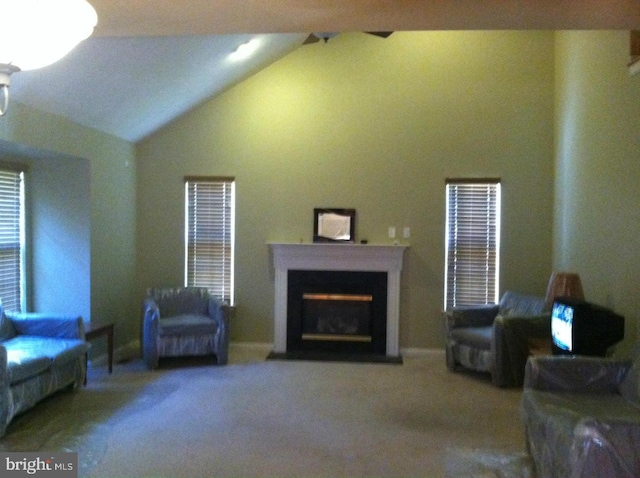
[8,1,640,143]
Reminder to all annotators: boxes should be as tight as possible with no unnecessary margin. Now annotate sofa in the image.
[0,308,89,437]
[521,353,640,478]
[142,287,229,369]
[445,291,548,387]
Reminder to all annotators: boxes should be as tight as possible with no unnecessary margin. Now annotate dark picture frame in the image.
[313,208,356,243]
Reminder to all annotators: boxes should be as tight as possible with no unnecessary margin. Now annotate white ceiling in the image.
[6,0,640,143]
[10,34,307,142]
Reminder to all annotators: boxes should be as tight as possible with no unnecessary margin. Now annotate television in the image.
[551,297,625,356]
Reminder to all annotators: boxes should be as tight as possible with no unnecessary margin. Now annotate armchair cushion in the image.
[449,326,492,350]
[159,314,218,336]
[148,287,209,317]
[498,290,545,317]
[446,305,499,329]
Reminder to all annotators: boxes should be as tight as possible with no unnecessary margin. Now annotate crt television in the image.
[551,297,625,356]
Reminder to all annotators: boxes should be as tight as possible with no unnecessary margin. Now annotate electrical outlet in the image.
[403,227,410,239]
[388,227,396,239]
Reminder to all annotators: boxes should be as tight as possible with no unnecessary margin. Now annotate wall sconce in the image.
[0,0,98,115]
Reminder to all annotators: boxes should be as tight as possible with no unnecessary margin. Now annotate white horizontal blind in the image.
[185,178,235,304]
[0,169,24,312]
[445,179,500,310]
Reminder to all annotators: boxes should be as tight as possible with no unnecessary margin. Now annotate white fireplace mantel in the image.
[269,243,408,357]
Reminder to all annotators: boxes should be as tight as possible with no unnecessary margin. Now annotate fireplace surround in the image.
[269,243,407,360]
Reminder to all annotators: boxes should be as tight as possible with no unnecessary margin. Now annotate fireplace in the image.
[287,270,387,355]
[302,293,372,341]
[269,243,407,360]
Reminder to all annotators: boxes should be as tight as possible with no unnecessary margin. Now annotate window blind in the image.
[445,179,500,310]
[185,178,235,304]
[0,169,24,312]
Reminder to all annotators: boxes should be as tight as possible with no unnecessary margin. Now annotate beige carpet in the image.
[0,345,533,477]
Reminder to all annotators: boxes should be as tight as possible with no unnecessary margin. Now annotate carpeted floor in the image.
[0,345,533,477]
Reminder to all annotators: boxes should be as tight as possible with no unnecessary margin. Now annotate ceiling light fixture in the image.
[0,0,98,116]
[229,39,262,62]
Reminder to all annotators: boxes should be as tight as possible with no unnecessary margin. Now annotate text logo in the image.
[0,453,77,477]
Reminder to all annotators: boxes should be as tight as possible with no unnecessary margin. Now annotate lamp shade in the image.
[545,272,585,308]
[0,0,97,71]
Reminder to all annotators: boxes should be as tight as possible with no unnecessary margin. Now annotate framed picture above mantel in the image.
[313,208,356,243]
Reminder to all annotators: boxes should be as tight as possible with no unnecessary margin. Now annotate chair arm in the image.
[5,313,85,339]
[492,313,550,387]
[444,304,499,331]
[524,355,631,392]
[208,297,230,365]
[0,345,8,437]
[142,297,159,318]
[142,298,160,369]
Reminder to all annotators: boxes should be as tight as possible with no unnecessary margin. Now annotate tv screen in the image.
[551,297,624,356]
[551,301,573,352]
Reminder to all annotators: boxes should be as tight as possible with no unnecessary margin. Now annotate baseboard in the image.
[230,342,273,353]
[229,342,444,360]
[88,339,139,368]
[401,347,445,358]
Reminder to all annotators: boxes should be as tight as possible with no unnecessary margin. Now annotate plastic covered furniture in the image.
[0,306,89,437]
[521,353,640,478]
[142,287,229,369]
[445,291,548,387]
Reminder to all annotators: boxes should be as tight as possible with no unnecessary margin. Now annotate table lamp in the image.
[544,272,585,309]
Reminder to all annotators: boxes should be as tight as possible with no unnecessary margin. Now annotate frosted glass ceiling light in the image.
[0,0,98,115]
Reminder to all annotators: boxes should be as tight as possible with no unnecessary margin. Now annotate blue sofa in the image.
[0,308,89,437]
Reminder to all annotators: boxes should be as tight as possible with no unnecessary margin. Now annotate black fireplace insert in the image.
[287,270,387,355]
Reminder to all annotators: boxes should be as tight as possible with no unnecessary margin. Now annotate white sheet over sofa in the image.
[0,310,89,437]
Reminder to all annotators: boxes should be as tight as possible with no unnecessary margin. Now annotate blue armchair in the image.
[445,291,549,387]
[142,287,229,369]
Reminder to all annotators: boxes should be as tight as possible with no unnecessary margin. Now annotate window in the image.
[0,167,25,312]
[185,177,235,304]
[444,179,501,309]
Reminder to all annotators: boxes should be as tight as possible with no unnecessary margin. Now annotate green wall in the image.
[0,101,138,351]
[1,30,636,357]
[136,31,555,349]
[554,31,640,355]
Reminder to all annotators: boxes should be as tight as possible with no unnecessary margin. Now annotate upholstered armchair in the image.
[142,287,229,369]
[444,291,549,387]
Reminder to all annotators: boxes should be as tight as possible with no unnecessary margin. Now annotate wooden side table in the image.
[528,336,553,356]
[85,322,114,384]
